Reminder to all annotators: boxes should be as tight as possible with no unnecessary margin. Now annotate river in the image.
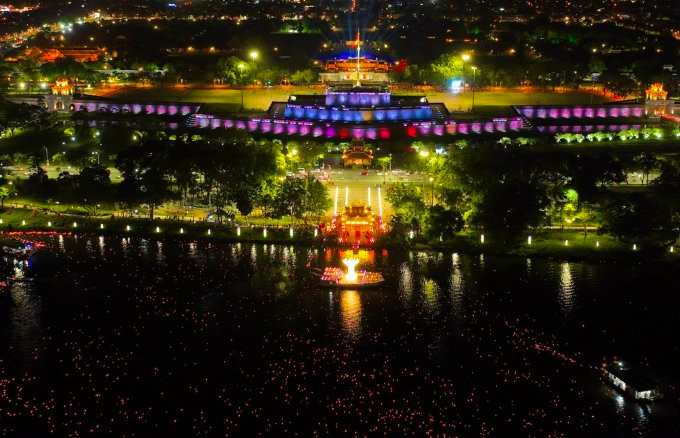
[0,234,679,436]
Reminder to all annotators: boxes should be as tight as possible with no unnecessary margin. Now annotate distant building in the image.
[320,57,392,84]
[646,82,668,101]
[52,78,73,96]
[4,47,104,63]
[343,140,373,167]
[645,83,674,116]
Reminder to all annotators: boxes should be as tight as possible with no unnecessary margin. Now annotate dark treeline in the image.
[12,134,331,223]
[386,138,680,251]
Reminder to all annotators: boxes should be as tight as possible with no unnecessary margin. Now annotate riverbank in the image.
[1,208,678,266]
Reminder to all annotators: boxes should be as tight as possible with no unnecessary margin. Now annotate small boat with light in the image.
[319,257,385,288]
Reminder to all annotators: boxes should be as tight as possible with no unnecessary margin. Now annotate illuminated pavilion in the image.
[327,185,386,247]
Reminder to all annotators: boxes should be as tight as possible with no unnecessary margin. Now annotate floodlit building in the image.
[342,140,373,167]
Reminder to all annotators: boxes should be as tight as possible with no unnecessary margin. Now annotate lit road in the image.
[323,168,428,215]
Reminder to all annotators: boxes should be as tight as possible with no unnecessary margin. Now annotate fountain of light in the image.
[343,258,360,282]
[319,255,385,288]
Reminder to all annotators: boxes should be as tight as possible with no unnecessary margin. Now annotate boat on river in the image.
[606,361,663,401]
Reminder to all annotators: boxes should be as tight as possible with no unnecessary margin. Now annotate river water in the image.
[0,234,679,436]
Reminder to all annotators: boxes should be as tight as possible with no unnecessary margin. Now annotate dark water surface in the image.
[1,234,679,436]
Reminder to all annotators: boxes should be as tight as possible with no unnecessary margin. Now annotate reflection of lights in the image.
[340,290,362,339]
[615,393,624,411]
[422,278,438,309]
[559,262,575,314]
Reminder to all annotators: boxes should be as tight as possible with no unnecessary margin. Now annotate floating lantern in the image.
[47,221,51,226]
[207,229,211,235]
[263,228,267,238]
[21,220,26,226]
[480,233,485,244]
[100,223,104,229]
[156,226,160,233]
[596,240,600,247]
[633,244,637,251]
[73,222,77,228]
[126,225,131,231]
[180,228,184,234]
[528,235,532,245]
[564,239,568,246]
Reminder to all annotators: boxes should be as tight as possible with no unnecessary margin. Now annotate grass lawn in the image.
[0,127,99,161]
[102,86,612,114]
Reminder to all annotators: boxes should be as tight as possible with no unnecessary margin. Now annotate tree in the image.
[273,177,306,219]
[631,152,660,185]
[77,166,111,215]
[430,53,465,85]
[376,156,392,174]
[566,153,625,209]
[588,56,606,73]
[0,186,9,209]
[423,205,464,240]
[217,56,250,85]
[290,69,317,84]
[385,183,427,230]
[382,214,411,249]
[115,143,176,218]
[442,141,556,240]
[301,177,331,222]
[598,192,679,246]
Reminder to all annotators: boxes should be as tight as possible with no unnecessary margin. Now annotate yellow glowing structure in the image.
[320,254,385,288]
[646,83,667,101]
[342,258,360,282]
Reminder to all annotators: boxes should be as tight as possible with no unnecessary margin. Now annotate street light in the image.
[249,50,258,85]
[471,66,479,110]
[237,63,245,110]
[461,54,471,108]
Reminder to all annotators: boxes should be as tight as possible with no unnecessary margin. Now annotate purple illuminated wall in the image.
[325,91,391,107]
[516,105,645,120]
[71,100,201,116]
[190,115,524,139]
